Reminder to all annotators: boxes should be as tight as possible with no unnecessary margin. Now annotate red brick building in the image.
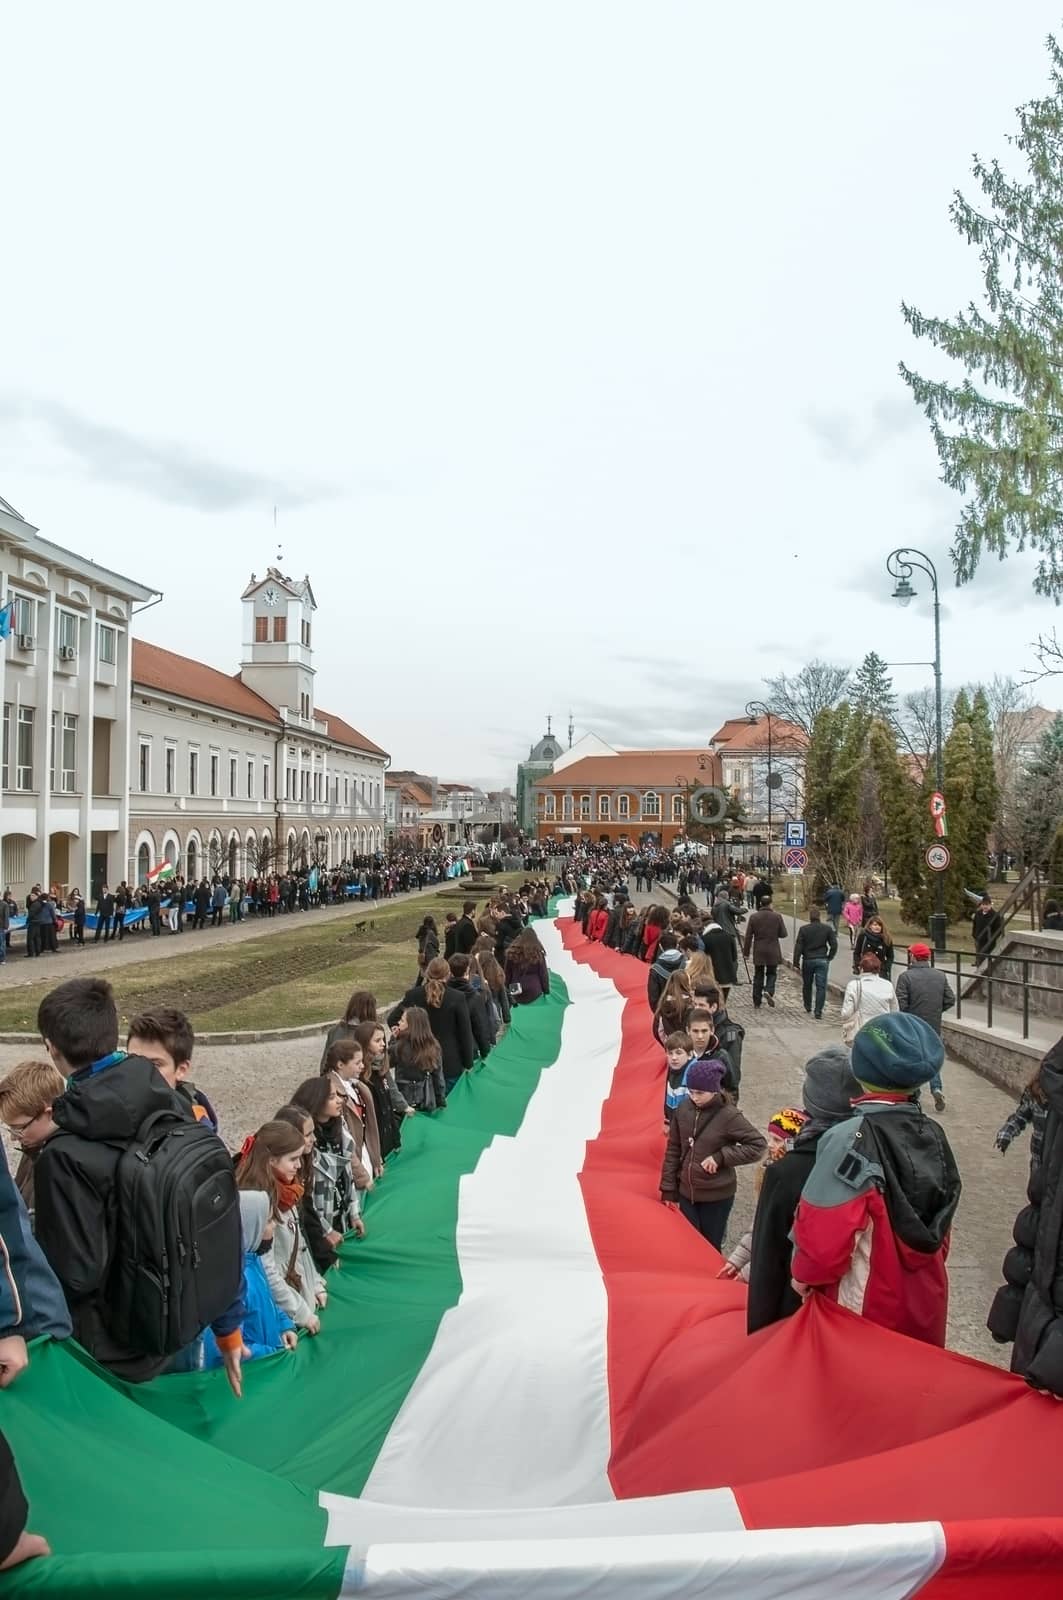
[533,748,722,847]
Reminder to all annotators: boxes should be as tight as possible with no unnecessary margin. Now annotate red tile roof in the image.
[711,716,807,753]
[315,706,388,759]
[132,640,279,723]
[534,749,721,788]
[132,640,387,757]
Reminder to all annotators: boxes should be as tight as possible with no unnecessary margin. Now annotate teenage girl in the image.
[353,1019,412,1159]
[389,1006,448,1111]
[322,1039,381,1188]
[236,1119,325,1334]
[290,1078,358,1265]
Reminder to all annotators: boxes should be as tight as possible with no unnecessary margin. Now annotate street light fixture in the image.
[745,699,775,873]
[886,546,947,952]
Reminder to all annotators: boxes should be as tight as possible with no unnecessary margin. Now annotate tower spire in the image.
[546,714,553,737]
[568,710,574,749]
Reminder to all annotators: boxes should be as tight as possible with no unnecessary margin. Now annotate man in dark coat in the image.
[742,896,788,1009]
[746,1045,861,1333]
[971,894,1003,963]
[447,955,494,1059]
[988,1035,1063,1395]
[702,916,738,999]
[454,902,478,956]
[93,885,115,943]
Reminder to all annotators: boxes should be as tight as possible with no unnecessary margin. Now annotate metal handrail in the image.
[886,946,1063,1041]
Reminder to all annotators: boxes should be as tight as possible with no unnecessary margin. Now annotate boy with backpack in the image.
[31,978,245,1396]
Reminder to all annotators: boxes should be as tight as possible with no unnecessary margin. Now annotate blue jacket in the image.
[0,1143,71,1343]
[203,1252,292,1367]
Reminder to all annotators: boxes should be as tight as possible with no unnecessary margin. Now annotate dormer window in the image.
[273,617,287,643]
[254,616,268,643]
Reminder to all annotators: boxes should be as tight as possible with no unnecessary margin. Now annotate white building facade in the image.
[127,566,388,883]
[1,496,157,898]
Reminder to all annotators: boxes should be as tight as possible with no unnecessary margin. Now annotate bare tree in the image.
[896,688,936,777]
[978,676,1034,873]
[763,661,850,737]
[1029,628,1063,681]
[252,835,277,877]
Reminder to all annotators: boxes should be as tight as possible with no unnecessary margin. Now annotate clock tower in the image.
[239,565,317,721]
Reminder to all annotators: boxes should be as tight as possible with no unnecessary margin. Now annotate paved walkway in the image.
[0,877,462,993]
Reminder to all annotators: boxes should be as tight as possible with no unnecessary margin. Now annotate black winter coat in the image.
[746,1139,818,1334]
[388,984,474,1085]
[988,1038,1063,1394]
[447,977,494,1058]
[703,925,738,987]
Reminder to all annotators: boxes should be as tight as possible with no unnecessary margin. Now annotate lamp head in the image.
[892,576,916,607]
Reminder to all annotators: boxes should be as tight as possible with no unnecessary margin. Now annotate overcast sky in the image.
[4,2,1063,786]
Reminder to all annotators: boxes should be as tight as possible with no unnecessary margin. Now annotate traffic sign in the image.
[925,843,951,872]
[783,846,808,872]
[785,821,807,848]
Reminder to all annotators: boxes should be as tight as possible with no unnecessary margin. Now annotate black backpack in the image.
[109,1108,242,1357]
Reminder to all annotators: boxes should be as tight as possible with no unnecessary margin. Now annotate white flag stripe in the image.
[362,917,624,1508]
[320,1486,745,1547]
[342,1521,946,1600]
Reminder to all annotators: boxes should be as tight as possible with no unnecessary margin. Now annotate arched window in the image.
[598,794,610,820]
[136,842,151,885]
[617,794,630,819]
[671,794,684,822]
[642,792,660,819]
[579,794,591,820]
[228,835,238,878]
[186,836,199,882]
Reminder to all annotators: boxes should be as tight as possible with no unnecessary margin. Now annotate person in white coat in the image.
[840,952,897,1047]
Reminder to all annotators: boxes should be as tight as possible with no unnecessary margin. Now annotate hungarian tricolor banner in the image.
[145,859,175,885]
[2,910,1061,1596]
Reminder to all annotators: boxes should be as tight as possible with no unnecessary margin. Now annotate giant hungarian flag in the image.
[2,912,1061,1597]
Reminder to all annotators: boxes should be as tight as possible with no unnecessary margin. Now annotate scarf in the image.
[276,1178,304,1212]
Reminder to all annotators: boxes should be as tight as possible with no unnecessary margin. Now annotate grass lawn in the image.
[0,873,529,1035]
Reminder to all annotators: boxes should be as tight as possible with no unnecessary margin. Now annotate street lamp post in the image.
[886,547,947,953]
[745,700,775,873]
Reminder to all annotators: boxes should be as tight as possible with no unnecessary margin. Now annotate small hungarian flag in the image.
[146,860,175,885]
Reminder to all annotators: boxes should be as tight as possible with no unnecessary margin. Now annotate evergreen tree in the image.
[869,720,931,926]
[852,652,897,722]
[901,37,1063,599]
[940,692,983,918]
[1020,713,1063,867]
[969,687,999,873]
[805,704,870,889]
[1049,819,1063,894]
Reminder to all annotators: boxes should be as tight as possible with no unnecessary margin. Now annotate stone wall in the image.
[965,930,1063,1021]
[941,1018,1043,1097]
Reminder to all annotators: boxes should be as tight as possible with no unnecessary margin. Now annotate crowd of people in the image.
[564,852,1062,1408]
[1,847,1060,1571]
[0,849,501,960]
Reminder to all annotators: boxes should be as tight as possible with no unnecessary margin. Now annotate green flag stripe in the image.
[113,977,570,1495]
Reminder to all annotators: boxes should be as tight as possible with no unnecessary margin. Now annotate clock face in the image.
[263,586,278,608]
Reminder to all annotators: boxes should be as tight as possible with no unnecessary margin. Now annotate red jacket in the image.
[791,1100,960,1347]
[587,908,609,942]
[642,924,663,963]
